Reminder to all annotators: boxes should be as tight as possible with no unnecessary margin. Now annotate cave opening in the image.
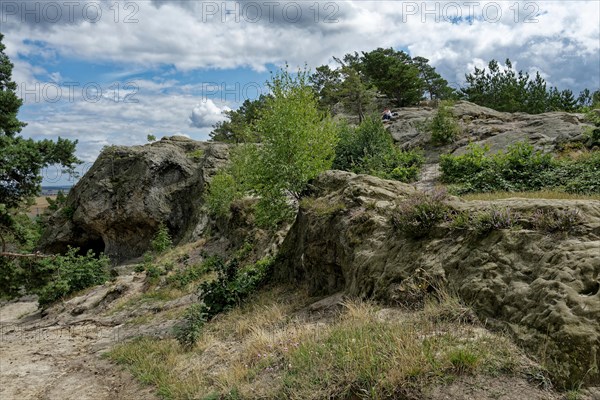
[77,235,106,257]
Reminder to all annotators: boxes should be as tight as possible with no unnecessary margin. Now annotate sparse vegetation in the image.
[391,189,449,238]
[110,288,535,400]
[175,256,274,348]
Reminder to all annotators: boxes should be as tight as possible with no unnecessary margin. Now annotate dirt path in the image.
[0,283,159,400]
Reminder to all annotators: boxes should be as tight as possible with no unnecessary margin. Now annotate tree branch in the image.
[0,251,55,259]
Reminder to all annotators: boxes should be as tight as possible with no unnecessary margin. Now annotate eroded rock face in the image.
[277,170,600,387]
[40,137,229,262]
[387,101,593,161]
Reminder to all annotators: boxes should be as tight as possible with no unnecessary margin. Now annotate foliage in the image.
[337,66,377,123]
[461,58,599,113]
[210,67,339,228]
[166,255,221,289]
[310,48,454,114]
[333,116,424,182]
[187,149,204,161]
[438,142,597,194]
[0,247,110,305]
[175,256,274,348]
[582,109,600,147]
[392,189,449,238]
[147,134,156,142]
[209,95,271,143]
[471,208,520,235]
[413,56,457,100]
[0,33,80,251]
[359,47,424,106]
[151,224,172,254]
[205,172,240,218]
[429,101,461,145]
[174,304,208,349]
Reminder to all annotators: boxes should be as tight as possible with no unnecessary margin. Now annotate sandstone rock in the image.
[277,170,600,387]
[387,101,593,163]
[40,137,230,262]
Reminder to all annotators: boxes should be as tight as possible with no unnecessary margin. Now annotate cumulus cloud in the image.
[1,0,598,185]
[189,99,230,128]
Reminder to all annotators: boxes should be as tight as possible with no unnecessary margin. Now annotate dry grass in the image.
[460,191,600,201]
[27,195,56,217]
[108,286,538,400]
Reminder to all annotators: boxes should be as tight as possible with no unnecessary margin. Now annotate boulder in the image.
[277,170,600,387]
[39,137,229,262]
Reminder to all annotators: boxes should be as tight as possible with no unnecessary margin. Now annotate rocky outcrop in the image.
[387,101,593,163]
[277,170,600,387]
[39,137,229,262]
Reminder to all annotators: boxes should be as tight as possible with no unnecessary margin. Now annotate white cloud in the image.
[189,100,230,128]
[2,0,598,184]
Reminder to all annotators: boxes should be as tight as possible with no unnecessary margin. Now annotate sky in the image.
[1,0,599,185]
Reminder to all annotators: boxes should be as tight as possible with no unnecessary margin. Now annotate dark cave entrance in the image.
[77,234,106,257]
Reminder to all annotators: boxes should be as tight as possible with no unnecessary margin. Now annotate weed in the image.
[530,209,583,233]
[151,224,172,254]
[392,189,449,238]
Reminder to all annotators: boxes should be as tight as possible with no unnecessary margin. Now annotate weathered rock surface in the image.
[277,170,600,387]
[387,101,593,163]
[40,137,229,261]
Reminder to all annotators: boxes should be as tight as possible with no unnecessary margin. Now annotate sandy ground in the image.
[0,279,159,400]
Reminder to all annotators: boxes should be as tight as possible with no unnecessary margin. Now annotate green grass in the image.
[460,190,600,201]
[107,290,530,400]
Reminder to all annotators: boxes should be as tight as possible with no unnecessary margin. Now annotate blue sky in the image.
[1,1,599,185]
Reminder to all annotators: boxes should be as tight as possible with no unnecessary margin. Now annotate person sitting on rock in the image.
[382,108,392,121]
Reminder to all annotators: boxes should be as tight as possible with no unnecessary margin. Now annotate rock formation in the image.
[387,101,593,158]
[39,137,229,262]
[277,170,600,387]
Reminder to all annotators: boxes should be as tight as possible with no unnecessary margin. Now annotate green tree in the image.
[0,33,79,252]
[211,67,339,227]
[0,33,26,137]
[412,56,455,100]
[462,59,530,112]
[524,72,549,114]
[209,95,271,143]
[360,48,424,106]
[309,65,342,112]
[338,67,376,123]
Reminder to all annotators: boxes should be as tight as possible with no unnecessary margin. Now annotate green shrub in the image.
[205,172,240,218]
[36,247,110,305]
[448,348,480,374]
[151,223,172,253]
[174,304,208,349]
[174,256,274,348]
[440,143,491,181]
[333,116,424,182]
[430,102,461,145]
[441,142,599,195]
[166,255,221,289]
[392,189,449,238]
